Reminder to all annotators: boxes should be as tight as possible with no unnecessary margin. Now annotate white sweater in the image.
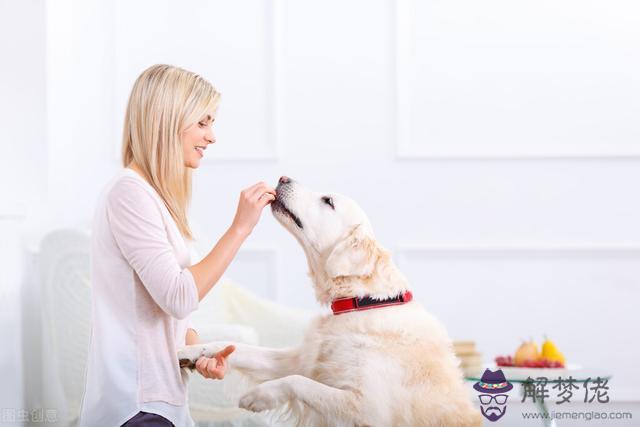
[78,167,199,427]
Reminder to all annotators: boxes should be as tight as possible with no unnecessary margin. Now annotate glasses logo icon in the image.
[478,394,509,405]
[473,369,513,422]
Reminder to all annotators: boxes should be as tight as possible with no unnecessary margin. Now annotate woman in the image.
[78,64,276,427]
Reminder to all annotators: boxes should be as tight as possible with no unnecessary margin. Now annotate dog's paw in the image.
[177,344,216,370]
[239,383,288,413]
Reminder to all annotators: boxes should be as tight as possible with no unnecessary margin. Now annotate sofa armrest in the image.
[192,323,259,345]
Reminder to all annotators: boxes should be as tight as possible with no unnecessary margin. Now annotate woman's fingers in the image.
[194,346,235,380]
[248,182,276,201]
[195,356,215,379]
[196,356,207,370]
[231,181,277,237]
[242,181,264,194]
[216,345,236,359]
[239,182,275,208]
[238,184,262,207]
[243,181,272,197]
[195,356,210,378]
[210,345,234,378]
[206,357,224,379]
[258,193,276,207]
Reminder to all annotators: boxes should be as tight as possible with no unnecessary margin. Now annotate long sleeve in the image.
[105,178,199,320]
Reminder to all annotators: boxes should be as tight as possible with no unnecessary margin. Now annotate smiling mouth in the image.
[271,199,303,229]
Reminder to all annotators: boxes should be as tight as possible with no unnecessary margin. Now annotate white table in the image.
[466,364,613,427]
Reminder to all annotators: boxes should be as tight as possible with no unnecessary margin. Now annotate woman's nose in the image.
[206,129,215,144]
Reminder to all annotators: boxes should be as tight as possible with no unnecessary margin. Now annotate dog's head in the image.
[271,176,408,304]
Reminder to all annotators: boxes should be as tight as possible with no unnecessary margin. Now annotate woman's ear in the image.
[325,224,378,279]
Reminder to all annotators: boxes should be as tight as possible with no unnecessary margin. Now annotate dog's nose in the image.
[279,176,291,185]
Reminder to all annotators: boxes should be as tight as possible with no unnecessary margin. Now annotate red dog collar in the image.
[331,291,413,315]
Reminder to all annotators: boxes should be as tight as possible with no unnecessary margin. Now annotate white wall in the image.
[3,0,639,418]
[0,0,46,423]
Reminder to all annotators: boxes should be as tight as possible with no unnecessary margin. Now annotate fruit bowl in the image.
[495,337,567,369]
[495,355,564,368]
[465,363,600,385]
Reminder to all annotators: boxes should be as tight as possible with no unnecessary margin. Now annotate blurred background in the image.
[1,0,639,425]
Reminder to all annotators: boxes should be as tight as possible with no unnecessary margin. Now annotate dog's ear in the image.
[325,224,378,279]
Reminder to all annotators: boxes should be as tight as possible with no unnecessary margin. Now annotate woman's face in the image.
[182,114,215,168]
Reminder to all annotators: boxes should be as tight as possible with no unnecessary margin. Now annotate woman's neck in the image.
[127,161,140,172]
[127,161,146,179]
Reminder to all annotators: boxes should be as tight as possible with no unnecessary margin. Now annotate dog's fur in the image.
[178,178,481,426]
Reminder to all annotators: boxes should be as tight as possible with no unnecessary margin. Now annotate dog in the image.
[178,177,481,426]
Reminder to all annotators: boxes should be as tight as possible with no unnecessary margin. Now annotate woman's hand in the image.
[230,181,276,237]
[195,345,236,380]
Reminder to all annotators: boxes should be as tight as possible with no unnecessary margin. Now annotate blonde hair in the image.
[121,64,220,241]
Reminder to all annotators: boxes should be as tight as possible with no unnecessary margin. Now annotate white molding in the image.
[395,150,640,161]
[113,1,281,163]
[392,0,640,160]
[0,214,27,220]
[0,205,27,220]
[396,152,640,161]
[394,242,640,271]
[396,242,640,404]
[203,0,280,162]
[394,244,640,267]
[393,0,413,162]
[396,243,640,255]
[112,0,123,164]
[271,0,284,163]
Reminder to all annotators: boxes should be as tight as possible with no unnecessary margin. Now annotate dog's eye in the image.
[321,196,335,210]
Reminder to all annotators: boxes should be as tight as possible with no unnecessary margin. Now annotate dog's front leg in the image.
[239,375,360,418]
[178,342,302,383]
[228,343,303,383]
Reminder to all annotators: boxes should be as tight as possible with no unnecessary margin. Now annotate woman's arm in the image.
[188,182,275,301]
[188,225,249,301]
[107,179,198,319]
[185,327,200,345]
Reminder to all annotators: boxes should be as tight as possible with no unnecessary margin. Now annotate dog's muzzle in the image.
[271,176,303,229]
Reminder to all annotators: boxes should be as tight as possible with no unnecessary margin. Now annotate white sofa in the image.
[24,228,312,426]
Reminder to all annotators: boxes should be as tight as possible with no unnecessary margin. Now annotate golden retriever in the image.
[178,177,481,426]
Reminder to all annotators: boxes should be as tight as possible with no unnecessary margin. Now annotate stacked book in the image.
[453,340,483,377]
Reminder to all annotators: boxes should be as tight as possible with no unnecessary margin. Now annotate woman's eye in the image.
[322,196,335,209]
